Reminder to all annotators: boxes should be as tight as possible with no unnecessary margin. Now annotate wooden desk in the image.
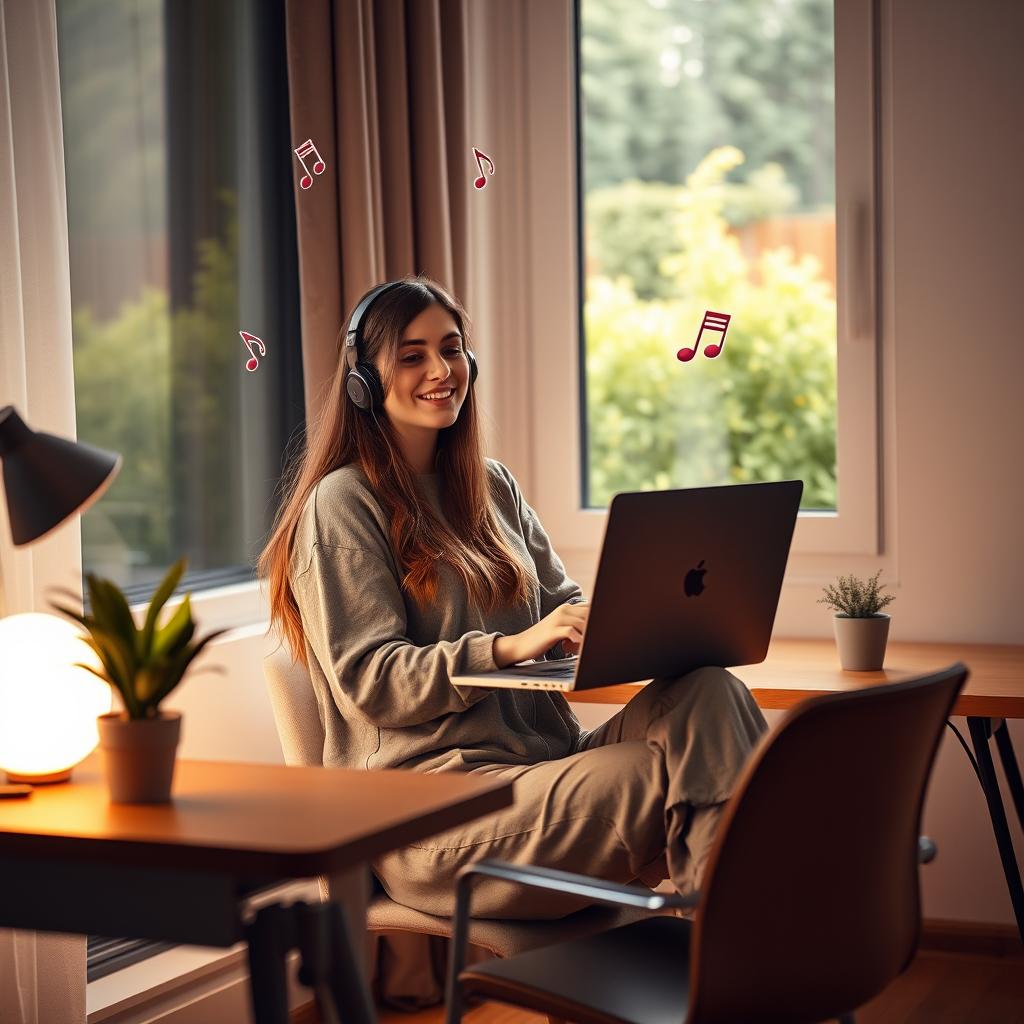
[564,638,1024,717]
[0,752,514,1024]
[566,637,1024,945]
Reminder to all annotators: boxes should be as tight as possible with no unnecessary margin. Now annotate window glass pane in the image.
[56,0,305,603]
[579,0,837,511]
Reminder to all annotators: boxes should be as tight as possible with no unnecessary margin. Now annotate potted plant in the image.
[49,558,227,803]
[818,569,895,671]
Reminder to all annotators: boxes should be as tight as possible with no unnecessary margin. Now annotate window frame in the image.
[50,0,301,631]
[521,0,882,560]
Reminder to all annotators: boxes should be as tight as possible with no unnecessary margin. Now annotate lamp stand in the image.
[5,768,73,785]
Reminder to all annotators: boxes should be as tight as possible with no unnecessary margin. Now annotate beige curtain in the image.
[283,0,488,1005]
[285,0,474,424]
[0,1,89,1021]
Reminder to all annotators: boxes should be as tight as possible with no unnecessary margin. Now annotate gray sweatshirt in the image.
[290,458,585,773]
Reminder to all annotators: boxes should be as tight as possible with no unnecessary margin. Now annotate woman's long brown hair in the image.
[258,275,535,668]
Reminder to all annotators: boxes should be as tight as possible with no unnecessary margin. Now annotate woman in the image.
[259,275,768,922]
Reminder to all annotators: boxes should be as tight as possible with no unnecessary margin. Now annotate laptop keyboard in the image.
[504,659,578,678]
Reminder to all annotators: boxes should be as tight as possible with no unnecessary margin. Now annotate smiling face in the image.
[376,301,469,474]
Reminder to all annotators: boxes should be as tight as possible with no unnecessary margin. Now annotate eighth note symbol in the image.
[294,139,326,190]
[240,331,266,372]
[472,147,495,190]
[677,310,732,362]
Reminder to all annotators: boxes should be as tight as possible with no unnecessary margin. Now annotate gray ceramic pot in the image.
[96,710,182,803]
[833,613,890,671]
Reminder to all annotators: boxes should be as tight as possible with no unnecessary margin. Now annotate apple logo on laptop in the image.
[684,559,707,597]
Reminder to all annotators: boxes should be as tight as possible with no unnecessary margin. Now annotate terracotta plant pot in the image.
[96,710,182,803]
[833,613,891,671]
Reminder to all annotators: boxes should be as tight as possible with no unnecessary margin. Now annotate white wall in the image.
[165,624,287,767]
[876,0,1024,925]
[564,0,1024,927]
[172,0,1023,929]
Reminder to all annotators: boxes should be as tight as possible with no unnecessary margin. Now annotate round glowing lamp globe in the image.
[0,612,113,784]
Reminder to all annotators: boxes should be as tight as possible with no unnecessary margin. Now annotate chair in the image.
[262,644,659,1006]
[444,662,969,1024]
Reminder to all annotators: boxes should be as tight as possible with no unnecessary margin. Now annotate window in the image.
[87,936,175,984]
[55,0,304,974]
[579,0,837,510]
[522,0,880,557]
[56,0,305,608]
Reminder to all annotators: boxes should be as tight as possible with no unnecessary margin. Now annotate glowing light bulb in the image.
[0,613,112,783]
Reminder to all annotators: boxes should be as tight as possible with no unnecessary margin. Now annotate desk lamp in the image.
[0,406,123,784]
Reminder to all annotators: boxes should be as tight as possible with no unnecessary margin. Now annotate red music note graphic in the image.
[239,331,266,372]
[294,139,326,190]
[472,147,495,190]
[677,310,732,362]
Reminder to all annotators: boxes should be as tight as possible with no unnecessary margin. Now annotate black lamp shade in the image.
[0,406,122,546]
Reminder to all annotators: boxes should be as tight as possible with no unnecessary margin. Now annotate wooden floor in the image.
[391,950,1024,1024]
[295,947,1024,1024]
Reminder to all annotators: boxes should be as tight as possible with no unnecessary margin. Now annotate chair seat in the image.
[459,914,694,1024]
[367,890,666,959]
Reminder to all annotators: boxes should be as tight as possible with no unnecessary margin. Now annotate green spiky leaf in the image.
[78,633,127,690]
[164,620,196,659]
[73,662,116,687]
[818,569,895,617]
[79,628,141,718]
[144,628,228,710]
[53,557,223,719]
[139,558,187,661]
[134,665,164,705]
[85,573,117,632]
[98,578,136,637]
[152,594,193,660]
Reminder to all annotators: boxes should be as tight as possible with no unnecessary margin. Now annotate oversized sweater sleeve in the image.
[493,461,584,614]
[293,541,503,729]
[491,462,585,659]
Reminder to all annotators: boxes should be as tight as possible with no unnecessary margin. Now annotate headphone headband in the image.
[343,279,479,414]
[344,281,406,374]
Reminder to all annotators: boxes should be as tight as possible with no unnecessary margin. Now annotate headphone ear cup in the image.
[467,349,479,386]
[345,368,370,411]
[346,363,385,412]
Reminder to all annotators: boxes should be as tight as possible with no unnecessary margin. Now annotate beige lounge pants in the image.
[373,666,769,920]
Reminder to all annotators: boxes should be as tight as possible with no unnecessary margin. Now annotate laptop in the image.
[452,479,803,693]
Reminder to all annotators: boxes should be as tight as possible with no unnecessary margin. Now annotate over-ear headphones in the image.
[344,280,479,413]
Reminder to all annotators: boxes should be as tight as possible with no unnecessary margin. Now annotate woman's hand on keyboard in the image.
[509,600,589,664]
[561,597,588,656]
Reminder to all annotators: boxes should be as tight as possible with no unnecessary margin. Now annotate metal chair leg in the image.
[244,897,378,1024]
[295,900,342,1024]
[244,903,293,1024]
[968,716,1024,945]
[322,899,377,1024]
[993,719,1024,832]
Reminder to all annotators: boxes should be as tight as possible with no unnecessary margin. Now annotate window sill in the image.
[128,579,267,636]
[86,880,319,1023]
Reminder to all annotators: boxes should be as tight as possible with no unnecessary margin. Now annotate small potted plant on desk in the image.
[818,569,896,671]
[49,558,227,803]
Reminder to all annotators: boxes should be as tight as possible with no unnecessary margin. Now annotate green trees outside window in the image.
[580,0,838,510]
[584,149,837,509]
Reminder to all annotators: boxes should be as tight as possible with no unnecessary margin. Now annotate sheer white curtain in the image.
[0,0,88,1020]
